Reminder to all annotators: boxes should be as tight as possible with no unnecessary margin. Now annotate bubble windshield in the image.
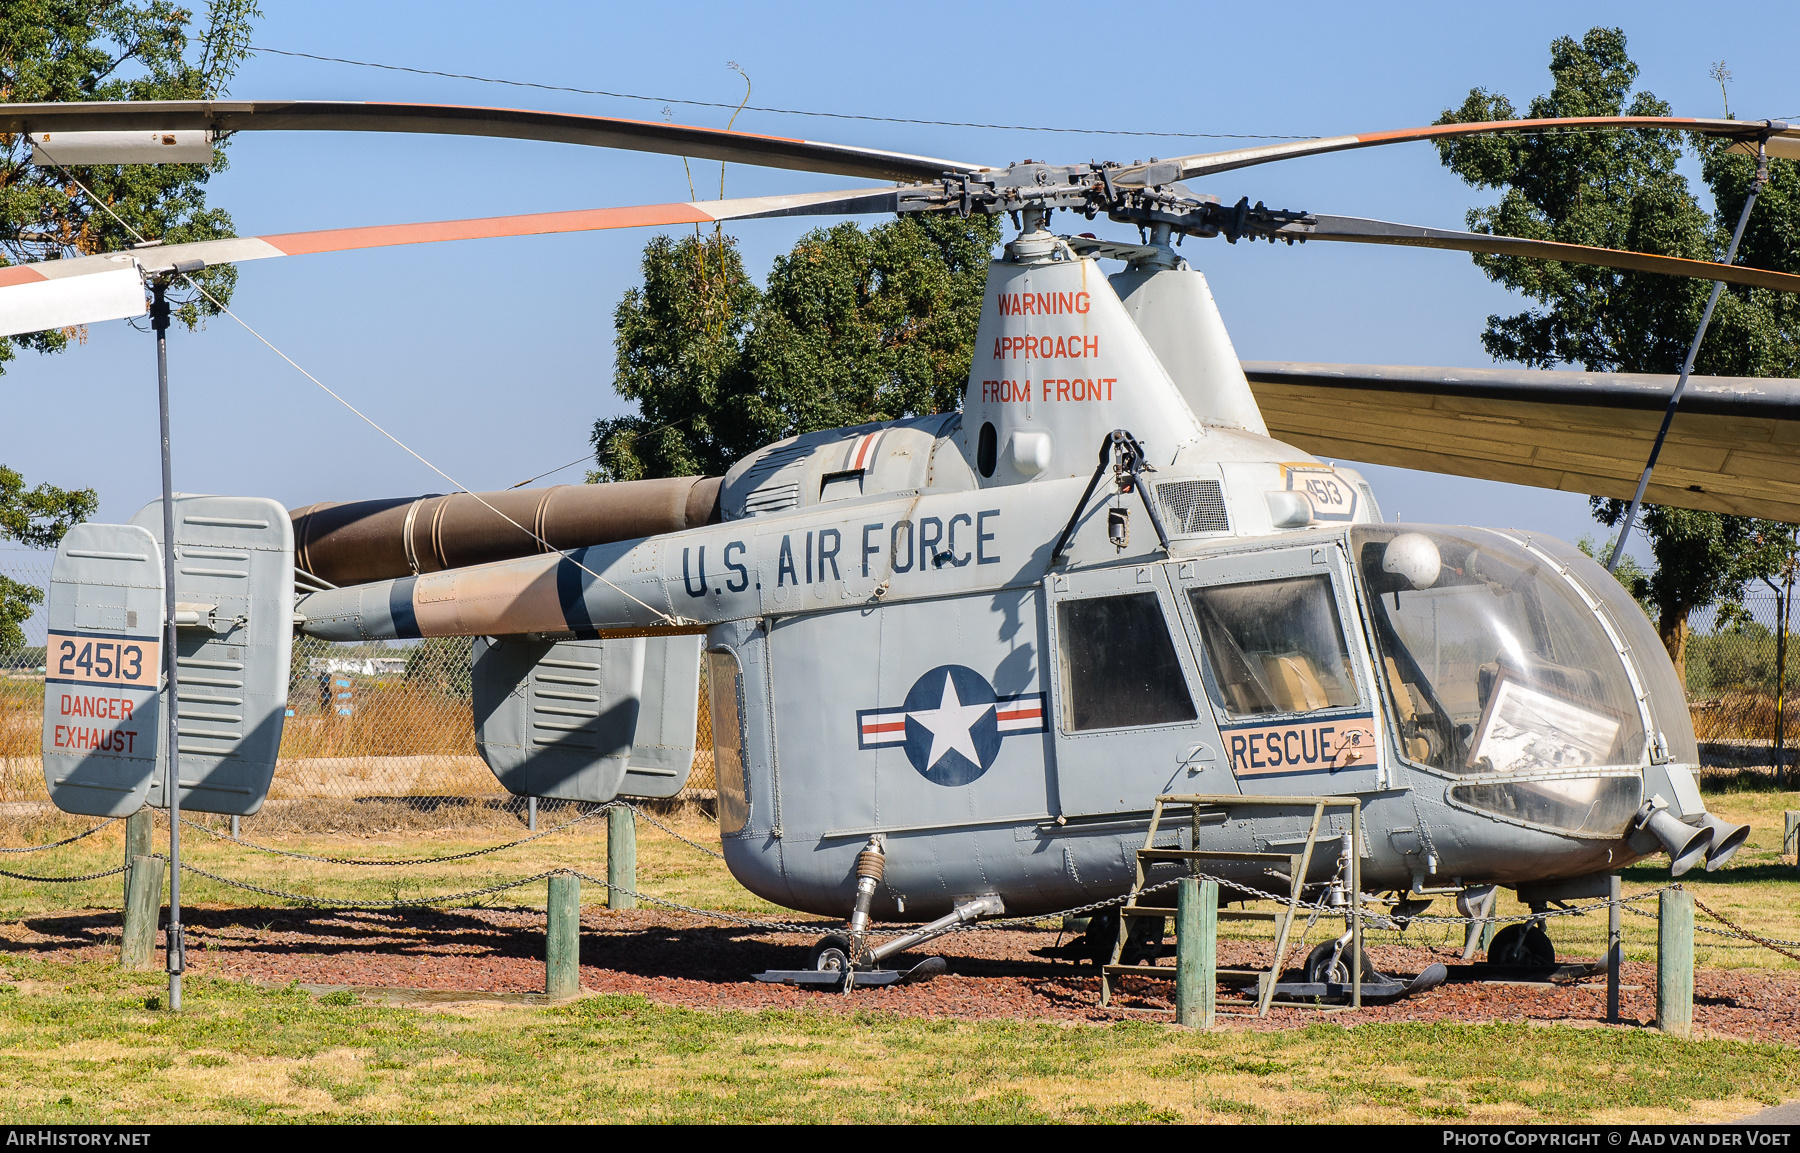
[1351,527,1647,776]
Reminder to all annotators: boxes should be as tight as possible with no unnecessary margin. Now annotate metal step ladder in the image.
[1100,792,1364,1016]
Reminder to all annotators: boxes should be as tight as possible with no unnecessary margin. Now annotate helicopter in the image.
[6,100,1800,990]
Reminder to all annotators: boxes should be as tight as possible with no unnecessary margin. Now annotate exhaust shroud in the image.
[289,476,721,586]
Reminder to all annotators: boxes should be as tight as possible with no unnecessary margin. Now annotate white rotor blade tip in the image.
[0,265,147,337]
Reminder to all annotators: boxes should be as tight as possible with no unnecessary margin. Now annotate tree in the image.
[0,3,255,649]
[1435,28,1800,679]
[592,213,1000,481]
[744,213,999,434]
[591,231,762,481]
[0,0,260,372]
[0,465,96,650]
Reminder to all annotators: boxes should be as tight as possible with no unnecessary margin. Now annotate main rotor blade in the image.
[1281,214,1800,295]
[1112,116,1800,187]
[0,187,900,337]
[3,100,989,184]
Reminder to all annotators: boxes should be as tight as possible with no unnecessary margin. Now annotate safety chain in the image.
[0,818,116,854]
[1400,890,1666,927]
[567,871,836,934]
[1624,893,1800,956]
[1139,869,1670,928]
[622,802,726,861]
[960,877,1186,933]
[178,802,612,866]
[0,862,131,883]
[1690,894,1800,964]
[177,860,567,908]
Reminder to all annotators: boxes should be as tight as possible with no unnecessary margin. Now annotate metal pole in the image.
[1351,802,1362,1010]
[528,795,537,832]
[1606,872,1622,1023]
[1777,546,1794,788]
[1609,146,1769,574]
[150,280,184,1011]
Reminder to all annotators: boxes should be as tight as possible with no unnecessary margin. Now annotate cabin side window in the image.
[706,647,751,834]
[1057,592,1198,731]
[1188,576,1362,720]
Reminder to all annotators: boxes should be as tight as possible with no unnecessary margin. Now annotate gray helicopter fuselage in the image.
[293,233,1709,920]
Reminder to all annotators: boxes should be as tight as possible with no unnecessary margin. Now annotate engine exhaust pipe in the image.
[1637,803,1714,877]
[1696,812,1751,871]
[290,476,722,587]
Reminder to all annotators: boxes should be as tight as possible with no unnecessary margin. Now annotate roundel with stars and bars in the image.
[855,664,1048,787]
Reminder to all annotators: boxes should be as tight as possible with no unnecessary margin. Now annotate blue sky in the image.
[5,0,1796,562]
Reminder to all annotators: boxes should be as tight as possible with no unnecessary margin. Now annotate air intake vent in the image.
[1156,480,1230,535]
[1357,482,1383,524]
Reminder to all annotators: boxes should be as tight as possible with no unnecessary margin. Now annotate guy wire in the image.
[38,148,685,629]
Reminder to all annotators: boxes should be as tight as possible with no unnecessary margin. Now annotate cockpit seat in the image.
[1260,651,1330,713]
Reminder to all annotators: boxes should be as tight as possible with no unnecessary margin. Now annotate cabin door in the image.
[1167,544,1384,796]
[1045,562,1230,818]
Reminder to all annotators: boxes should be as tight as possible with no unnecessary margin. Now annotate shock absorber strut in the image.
[847,835,886,962]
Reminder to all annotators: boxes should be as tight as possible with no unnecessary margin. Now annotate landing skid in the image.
[754,956,948,990]
[1251,962,1449,1006]
[1441,961,1601,985]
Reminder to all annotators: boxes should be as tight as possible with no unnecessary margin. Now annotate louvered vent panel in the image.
[530,656,604,750]
[743,483,800,514]
[740,444,809,485]
[1156,480,1231,535]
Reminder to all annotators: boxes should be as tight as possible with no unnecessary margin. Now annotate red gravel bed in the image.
[6,905,1799,1042]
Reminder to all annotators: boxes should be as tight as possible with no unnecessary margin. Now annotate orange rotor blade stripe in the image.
[264,202,718,256]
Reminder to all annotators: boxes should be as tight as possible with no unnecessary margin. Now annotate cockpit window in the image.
[1352,527,1647,775]
[1188,576,1361,720]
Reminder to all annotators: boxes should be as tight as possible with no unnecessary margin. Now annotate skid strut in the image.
[753,836,996,989]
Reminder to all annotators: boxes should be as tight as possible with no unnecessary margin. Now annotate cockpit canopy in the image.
[1349,526,1678,838]
[1352,526,1649,774]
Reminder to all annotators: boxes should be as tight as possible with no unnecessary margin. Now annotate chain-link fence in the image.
[1686,594,1797,782]
[1,549,714,805]
[2,549,1792,801]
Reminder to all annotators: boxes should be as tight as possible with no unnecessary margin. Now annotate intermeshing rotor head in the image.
[896,159,1314,248]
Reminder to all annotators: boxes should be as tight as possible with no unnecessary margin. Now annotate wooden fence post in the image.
[545,873,581,1000]
[1657,888,1694,1038]
[123,808,152,907]
[1785,811,1799,866]
[120,855,163,970]
[1175,876,1217,1028]
[607,805,636,910]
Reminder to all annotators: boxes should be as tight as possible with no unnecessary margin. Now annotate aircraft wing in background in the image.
[1244,361,1800,524]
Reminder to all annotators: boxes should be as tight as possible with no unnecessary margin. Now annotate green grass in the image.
[0,957,1792,1123]
[7,796,1800,1122]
